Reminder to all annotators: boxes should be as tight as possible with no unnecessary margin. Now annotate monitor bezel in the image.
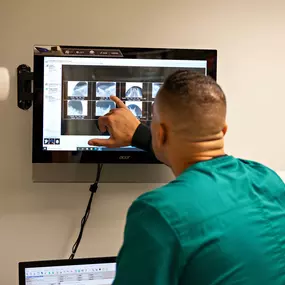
[19,256,116,285]
[33,45,217,164]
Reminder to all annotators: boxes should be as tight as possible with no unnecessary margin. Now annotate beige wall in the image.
[0,0,285,284]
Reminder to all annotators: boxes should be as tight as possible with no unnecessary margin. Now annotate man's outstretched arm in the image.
[88,95,154,154]
[131,123,153,153]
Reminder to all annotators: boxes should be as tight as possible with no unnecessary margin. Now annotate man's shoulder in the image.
[132,156,284,227]
[134,164,224,213]
[132,179,202,227]
[238,158,285,187]
[135,180,185,208]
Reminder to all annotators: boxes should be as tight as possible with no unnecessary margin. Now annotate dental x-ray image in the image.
[68,81,88,97]
[67,100,88,116]
[152,82,162,98]
[96,82,116,97]
[126,101,143,118]
[125,82,143,98]
[95,100,116,116]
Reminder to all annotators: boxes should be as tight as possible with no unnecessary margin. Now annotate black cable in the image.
[69,163,104,259]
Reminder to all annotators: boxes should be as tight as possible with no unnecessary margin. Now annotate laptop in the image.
[19,256,116,285]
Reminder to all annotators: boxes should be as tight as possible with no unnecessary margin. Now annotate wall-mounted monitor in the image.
[33,45,217,164]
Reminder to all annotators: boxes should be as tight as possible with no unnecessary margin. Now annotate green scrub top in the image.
[113,155,285,285]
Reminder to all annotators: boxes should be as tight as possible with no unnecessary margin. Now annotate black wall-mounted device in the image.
[17,64,34,110]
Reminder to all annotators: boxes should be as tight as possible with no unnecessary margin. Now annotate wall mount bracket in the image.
[17,64,34,110]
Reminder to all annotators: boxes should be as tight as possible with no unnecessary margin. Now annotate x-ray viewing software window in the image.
[43,57,207,151]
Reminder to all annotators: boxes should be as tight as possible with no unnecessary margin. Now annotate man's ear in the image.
[159,123,168,146]
[222,124,228,135]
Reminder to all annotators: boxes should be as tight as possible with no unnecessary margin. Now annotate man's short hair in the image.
[157,70,227,140]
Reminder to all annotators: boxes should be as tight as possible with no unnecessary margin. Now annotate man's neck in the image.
[170,139,226,177]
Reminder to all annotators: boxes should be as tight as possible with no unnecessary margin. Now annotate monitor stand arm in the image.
[17,64,34,110]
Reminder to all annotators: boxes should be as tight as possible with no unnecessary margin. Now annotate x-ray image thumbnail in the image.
[96,82,116,97]
[126,101,143,118]
[152,83,162,98]
[96,100,116,116]
[125,82,143,98]
[67,100,88,116]
[68,81,88,97]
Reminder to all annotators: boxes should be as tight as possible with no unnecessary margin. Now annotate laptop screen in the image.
[20,258,116,285]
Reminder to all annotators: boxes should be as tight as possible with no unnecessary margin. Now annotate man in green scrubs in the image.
[89,70,285,284]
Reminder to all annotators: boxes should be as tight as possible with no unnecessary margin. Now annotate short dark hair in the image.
[157,70,227,139]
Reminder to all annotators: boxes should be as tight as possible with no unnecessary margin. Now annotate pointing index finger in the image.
[110,95,127,109]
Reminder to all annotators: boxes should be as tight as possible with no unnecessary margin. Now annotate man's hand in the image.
[88,96,141,148]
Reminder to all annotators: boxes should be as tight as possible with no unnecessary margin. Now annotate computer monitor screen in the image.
[33,46,217,163]
[19,257,116,285]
